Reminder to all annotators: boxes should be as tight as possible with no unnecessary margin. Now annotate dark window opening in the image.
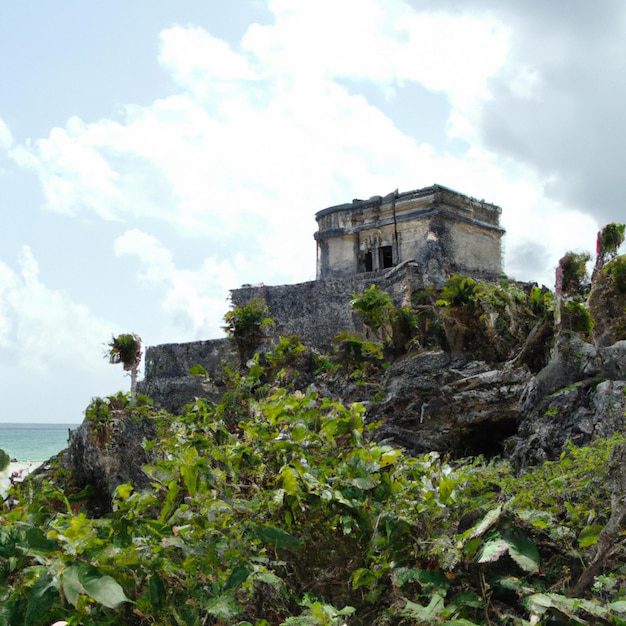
[364,250,373,272]
[379,245,393,269]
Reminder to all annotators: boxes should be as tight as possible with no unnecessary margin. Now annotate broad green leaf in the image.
[79,566,129,609]
[524,593,556,615]
[525,592,610,622]
[149,573,166,608]
[159,479,181,523]
[476,538,509,564]
[350,476,378,490]
[399,593,445,621]
[391,567,420,587]
[379,447,402,467]
[335,605,356,616]
[188,364,209,377]
[181,447,200,495]
[24,571,57,626]
[332,490,353,507]
[181,465,198,496]
[224,565,249,591]
[464,536,482,560]
[611,600,626,614]
[516,509,554,529]
[25,527,58,554]
[114,483,134,501]
[255,570,285,589]
[578,523,604,548]
[310,601,329,619]
[351,568,378,589]
[253,524,301,551]
[279,465,298,496]
[458,505,502,546]
[438,476,456,503]
[61,565,83,607]
[504,528,541,574]
[291,422,308,442]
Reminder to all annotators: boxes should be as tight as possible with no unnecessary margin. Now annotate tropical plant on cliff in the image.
[107,333,142,400]
[436,274,480,307]
[350,284,418,356]
[223,298,275,364]
[556,251,591,297]
[604,254,626,294]
[594,222,626,279]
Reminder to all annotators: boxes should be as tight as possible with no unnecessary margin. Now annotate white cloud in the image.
[159,25,256,98]
[6,1,606,314]
[0,247,113,371]
[0,117,12,151]
[114,229,239,337]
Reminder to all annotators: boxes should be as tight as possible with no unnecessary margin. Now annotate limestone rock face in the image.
[371,352,531,458]
[506,258,626,467]
[138,339,234,414]
[509,336,626,467]
[68,408,160,514]
[588,256,626,347]
[64,261,626,497]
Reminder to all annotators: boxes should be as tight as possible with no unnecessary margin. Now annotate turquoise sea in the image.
[0,423,77,462]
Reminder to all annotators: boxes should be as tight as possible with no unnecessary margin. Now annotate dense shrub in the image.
[4,377,626,624]
[557,251,591,295]
[350,284,419,357]
[598,223,625,259]
[223,298,275,364]
[563,299,595,335]
[604,254,626,294]
[0,448,9,471]
[437,274,479,306]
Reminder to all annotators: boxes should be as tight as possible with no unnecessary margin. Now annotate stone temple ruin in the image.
[315,184,503,280]
[139,184,505,411]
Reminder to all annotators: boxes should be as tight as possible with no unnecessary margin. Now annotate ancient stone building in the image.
[140,183,507,412]
[315,184,504,280]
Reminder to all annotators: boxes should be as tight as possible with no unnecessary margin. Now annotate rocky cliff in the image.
[64,253,626,510]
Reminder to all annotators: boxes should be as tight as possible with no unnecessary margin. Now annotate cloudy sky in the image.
[1,0,622,424]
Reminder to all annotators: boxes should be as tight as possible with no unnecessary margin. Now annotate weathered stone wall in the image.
[138,338,235,413]
[231,262,423,352]
[139,257,507,413]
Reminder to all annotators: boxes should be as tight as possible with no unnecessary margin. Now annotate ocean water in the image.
[0,423,77,462]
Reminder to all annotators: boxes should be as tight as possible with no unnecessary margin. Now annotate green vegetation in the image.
[265,334,307,368]
[188,363,210,377]
[557,251,591,295]
[528,285,554,318]
[3,374,626,624]
[107,333,142,399]
[436,274,479,307]
[593,223,625,280]
[350,284,419,356]
[604,255,626,294]
[223,298,275,364]
[6,264,624,624]
[598,223,625,262]
[350,284,396,339]
[332,330,385,377]
[0,448,9,472]
[563,299,595,335]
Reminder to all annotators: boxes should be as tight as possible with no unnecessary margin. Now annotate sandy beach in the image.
[0,462,41,496]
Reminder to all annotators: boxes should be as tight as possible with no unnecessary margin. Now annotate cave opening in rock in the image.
[453,414,520,459]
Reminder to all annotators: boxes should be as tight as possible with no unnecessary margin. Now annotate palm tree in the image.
[107,333,142,401]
